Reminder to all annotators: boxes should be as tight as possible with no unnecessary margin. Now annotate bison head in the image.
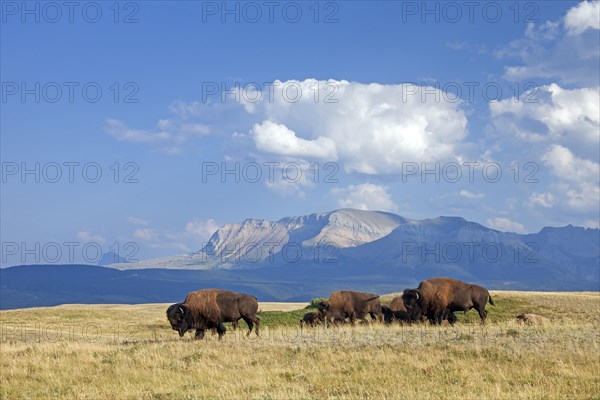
[317,300,330,314]
[166,303,190,337]
[401,289,423,319]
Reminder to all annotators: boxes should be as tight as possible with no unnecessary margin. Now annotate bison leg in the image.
[216,322,226,340]
[232,319,239,331]
[242,316,260,337]
[349,311,357,326]
[194,329,205,340]
[475,304,487,323]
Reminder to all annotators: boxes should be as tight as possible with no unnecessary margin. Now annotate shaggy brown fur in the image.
[166,289,260,340]
[318,290,383,325]
[403,277,494,324]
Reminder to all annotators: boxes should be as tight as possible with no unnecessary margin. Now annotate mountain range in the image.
[1,209,598,309]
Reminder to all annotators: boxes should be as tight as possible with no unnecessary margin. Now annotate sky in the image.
[1,1,599,265]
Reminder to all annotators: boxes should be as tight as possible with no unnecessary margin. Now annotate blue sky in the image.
[1,1,599,265]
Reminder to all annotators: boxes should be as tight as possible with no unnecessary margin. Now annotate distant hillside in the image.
[1,209,598,309]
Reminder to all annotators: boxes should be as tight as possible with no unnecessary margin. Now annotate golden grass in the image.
[1,291,599,400]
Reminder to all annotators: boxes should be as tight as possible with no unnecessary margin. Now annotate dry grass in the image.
[1,291,599,399]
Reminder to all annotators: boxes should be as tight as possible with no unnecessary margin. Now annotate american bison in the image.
[318,290,383,325]
[403,277,494,324]
[381,296,422,324]
[300,311,322,328]
[166,289,260,340]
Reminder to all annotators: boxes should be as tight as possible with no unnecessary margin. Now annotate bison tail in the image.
[488,292,495,306]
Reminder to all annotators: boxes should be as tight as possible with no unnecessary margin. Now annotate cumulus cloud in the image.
[564,0,600,36]
[541,144,599,211]
[332,183,398,212]
[251,120,337,160]
[486,217,526,233]
[528,192,555,208]
[490,84,600,159]
[240,79,469,174]
[497,1,600,86]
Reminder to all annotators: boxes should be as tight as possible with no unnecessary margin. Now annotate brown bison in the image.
[381,296,422,324]
[166,289,260,340]
[402,277,494,324]
[300,311,322,328]
[318,290,383,325]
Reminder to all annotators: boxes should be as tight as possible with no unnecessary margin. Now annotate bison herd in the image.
[166,277,495,340]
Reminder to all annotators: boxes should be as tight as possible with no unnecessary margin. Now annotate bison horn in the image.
[415,292,420,300]
[178,306,184,314]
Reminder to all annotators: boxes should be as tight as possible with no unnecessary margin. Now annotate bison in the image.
[402,277,494,324]
[300,311,322,328]
[381,296,422,324]
[318,290,383,325]
[166,289,260,340]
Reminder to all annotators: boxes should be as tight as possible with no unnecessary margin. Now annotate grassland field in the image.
[0,291,598,399]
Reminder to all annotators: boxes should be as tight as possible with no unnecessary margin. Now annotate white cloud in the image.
[459,190,485,200]
[251,120,337,160]
[106,118,170,143]
[130,219,221,252]
[486,217,526,233]
[582,219,600,229]
[529,192,555,208]
[133,228,160,242]
[497,2,600,86]
[490,84,599,146]
[541,144,600,212]
[185,219,220,241]
[127,217,148,226]
[332,183,398,212]
[77,230,106,245]
[564,1,600,36]
[105,118,210,154]
[240,79,469,174]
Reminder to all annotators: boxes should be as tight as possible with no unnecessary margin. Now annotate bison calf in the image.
[300,311,322,328]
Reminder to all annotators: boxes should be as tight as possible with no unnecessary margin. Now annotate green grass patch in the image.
[257,308,317,327]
